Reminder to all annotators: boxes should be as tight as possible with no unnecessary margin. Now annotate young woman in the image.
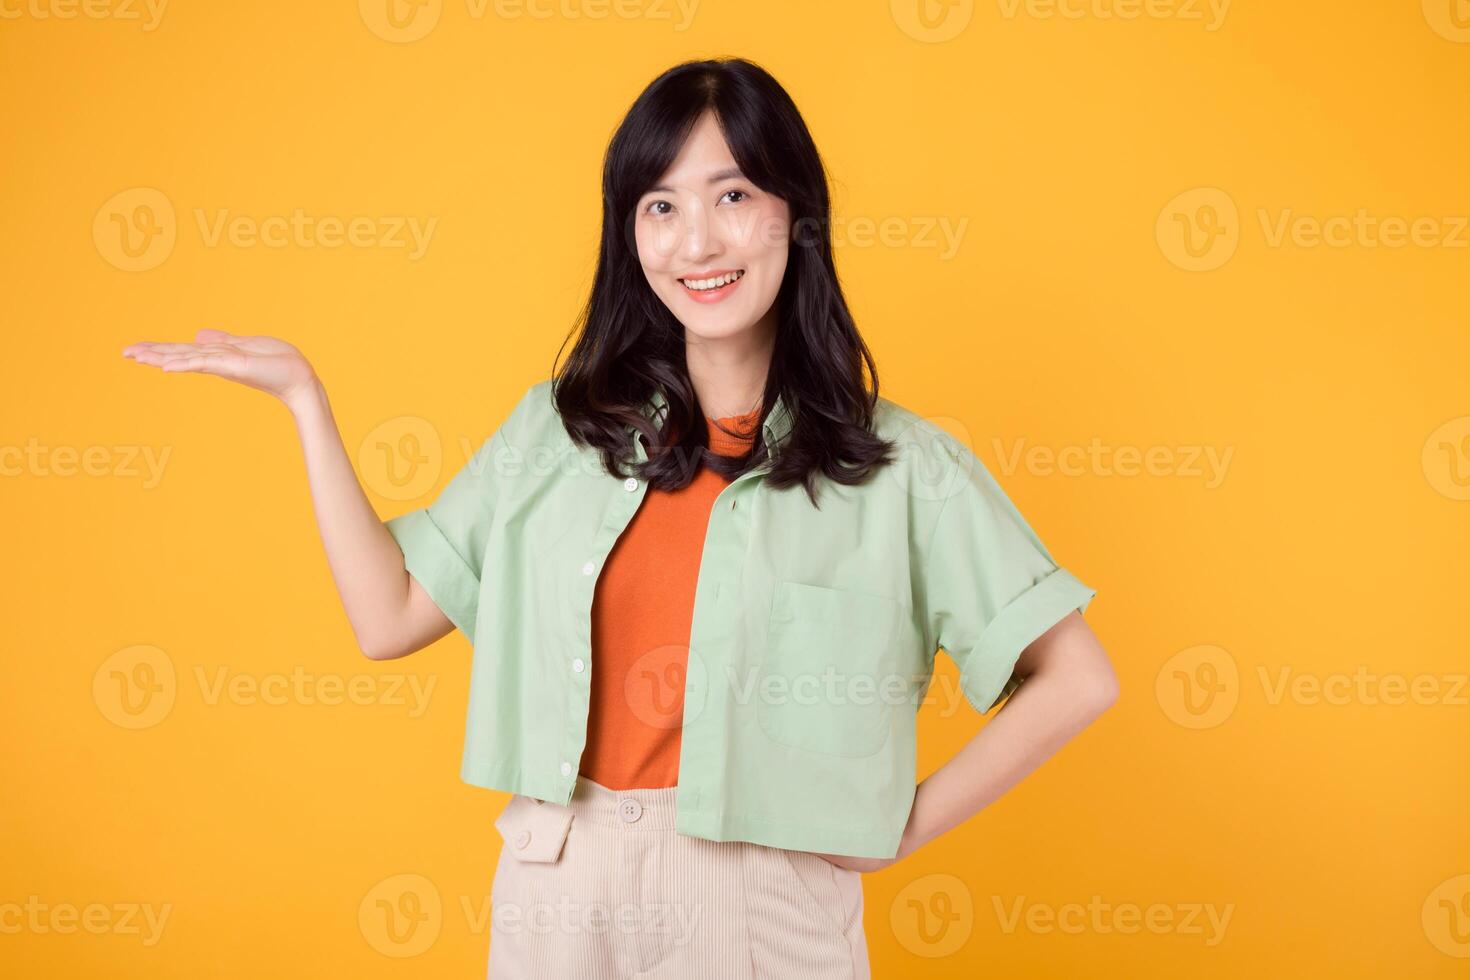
[124,57,1118,980]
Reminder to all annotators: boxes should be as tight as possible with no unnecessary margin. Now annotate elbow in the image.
[357,640,390,662]
[356,631,406,662]
[1086,665,1121,715]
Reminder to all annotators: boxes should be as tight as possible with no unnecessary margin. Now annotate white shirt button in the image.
[624,477,639,491]
[572,658,586,673]
[560,761,572,777]
[513,830,531,849]
[617,798,643,823]
[581,561,596,575]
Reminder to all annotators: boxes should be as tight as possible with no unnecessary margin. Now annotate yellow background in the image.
[3,0,1468,976]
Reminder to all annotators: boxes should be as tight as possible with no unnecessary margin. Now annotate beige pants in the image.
[488,776,870,979]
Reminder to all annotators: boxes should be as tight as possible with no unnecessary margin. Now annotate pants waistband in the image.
[567,775,680,831]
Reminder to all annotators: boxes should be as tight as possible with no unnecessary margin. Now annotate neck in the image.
[683,306,777,418]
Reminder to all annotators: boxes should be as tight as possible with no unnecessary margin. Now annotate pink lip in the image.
[678,270,745,304]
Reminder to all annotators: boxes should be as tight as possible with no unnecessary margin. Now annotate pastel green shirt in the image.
[383,379,1096,858]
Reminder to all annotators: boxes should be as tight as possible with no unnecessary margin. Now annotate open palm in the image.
[122,329,317,404]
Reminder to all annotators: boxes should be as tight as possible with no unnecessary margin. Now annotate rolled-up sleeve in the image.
[383,426,508,641]
[923,441,1097,713]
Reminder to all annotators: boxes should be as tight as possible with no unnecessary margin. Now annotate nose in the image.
[677,197,721,265]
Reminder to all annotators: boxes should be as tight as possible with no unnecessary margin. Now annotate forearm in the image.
[286,377,418,658]
[898,624,1118,858]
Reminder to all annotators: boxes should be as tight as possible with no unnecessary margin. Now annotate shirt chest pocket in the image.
[756,580,906,758]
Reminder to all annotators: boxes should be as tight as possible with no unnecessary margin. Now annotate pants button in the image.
[616,798,643,823]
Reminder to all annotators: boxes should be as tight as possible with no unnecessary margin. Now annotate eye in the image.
[721,189,749,205]
[643,199,675,217]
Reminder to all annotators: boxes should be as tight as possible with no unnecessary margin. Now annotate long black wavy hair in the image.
[551,57,897,507]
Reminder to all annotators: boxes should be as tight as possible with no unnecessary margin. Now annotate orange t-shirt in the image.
[578,407,761,790]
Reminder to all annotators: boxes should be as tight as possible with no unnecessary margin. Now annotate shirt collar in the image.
[629,388,793,465]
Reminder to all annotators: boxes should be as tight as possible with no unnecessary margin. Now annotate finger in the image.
[125,347,179,366]
[145,342,223,352]
[156,347,241,364]
[139,342,241,357]
[158,351,247,378]
[195,328,239,343]
[128,342,200,358]
[126,345,228,367]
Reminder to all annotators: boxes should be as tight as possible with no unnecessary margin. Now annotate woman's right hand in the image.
[122,329,320,410]
[122,326,456,659]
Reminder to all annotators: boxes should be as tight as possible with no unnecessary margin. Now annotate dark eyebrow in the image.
[643,167,746,196]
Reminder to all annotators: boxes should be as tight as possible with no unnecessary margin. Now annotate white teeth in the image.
[680,270,744,291]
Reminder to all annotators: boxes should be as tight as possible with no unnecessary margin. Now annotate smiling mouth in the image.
[678,269,745,291]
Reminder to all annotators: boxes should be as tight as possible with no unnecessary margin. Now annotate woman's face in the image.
[634,110,790,342]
